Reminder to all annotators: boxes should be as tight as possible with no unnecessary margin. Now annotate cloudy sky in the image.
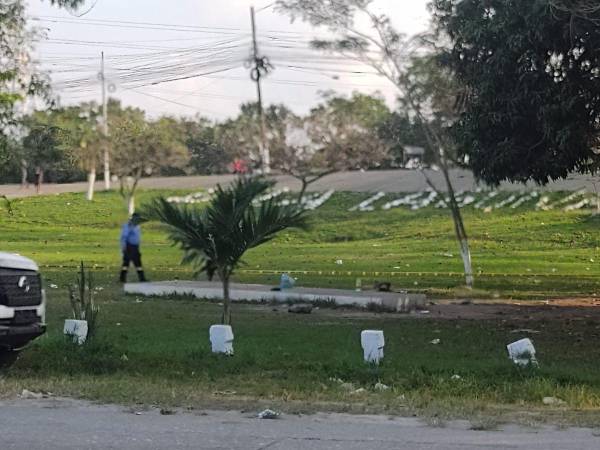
[28,0,430,120]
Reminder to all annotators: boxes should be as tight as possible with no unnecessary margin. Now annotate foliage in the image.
[276,92,391,198]
[109,104,189,212]
[179,117,228,175]
[306,92,391,170]
[140,178,309,324]
[67,261,99,341]
[432,0,600,185]
[2,189,600,298]
[378,112,432,165]
[276,0,475,287]
[7,292,600,421]
[0,0,86,163]
[21,114,67,178]
[216,102,293,171]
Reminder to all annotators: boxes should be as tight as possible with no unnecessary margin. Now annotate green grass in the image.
[2,189,600,298]
[3,291,600,425]
[2,189,600,423]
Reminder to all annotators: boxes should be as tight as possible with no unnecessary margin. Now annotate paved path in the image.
[124,280,425,309]
[2,169,599,198]
[0,397,599,449]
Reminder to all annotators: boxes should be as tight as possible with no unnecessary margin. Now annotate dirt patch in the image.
[276,297,600,322]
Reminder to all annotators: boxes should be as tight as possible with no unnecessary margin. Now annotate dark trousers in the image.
[120,244,146,282]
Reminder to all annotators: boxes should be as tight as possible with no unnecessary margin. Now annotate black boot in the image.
[137,270,147,282]
[119,270,127,283]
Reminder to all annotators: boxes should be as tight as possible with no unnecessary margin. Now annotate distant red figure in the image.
[231,159,249,174]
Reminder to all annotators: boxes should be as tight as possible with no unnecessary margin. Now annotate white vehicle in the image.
[0,252,46,366]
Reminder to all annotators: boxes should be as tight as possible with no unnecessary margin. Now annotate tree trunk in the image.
[222,276,231,325]
[104,148,111,190]
[127,194,135,215]
[86,167,96,201]
[297,178,309,203]
[459,237,474,287]
[440,165,474,288]
[35,168,43,194]
[20,160,28,188]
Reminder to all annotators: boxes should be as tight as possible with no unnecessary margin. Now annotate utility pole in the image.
[250,6,271,174]
[100,51,110,190]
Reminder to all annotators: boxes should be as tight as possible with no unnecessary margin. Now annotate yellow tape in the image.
[38,264,600,280]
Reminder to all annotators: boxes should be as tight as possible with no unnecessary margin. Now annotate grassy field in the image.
[2,291,600,426]
[1,189,600,298]
[1,189,600,424]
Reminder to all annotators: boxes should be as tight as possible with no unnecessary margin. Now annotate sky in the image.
[28,0,431,120]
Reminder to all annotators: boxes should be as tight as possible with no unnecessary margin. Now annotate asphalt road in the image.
[1,397,599,449]
[2,169,600,199]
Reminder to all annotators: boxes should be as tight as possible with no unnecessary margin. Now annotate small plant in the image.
[68,262,99,341]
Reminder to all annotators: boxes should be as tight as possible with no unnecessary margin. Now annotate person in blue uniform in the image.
[119,213,147,282]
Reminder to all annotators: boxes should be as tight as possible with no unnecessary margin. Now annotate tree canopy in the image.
[432,0,600,185]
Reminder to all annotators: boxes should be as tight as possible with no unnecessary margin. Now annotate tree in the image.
[378,112,432,167]
[180,117,229,175]
[0,0,86,165]
[217,103,293,172]
[50,103,104,200]
[140,177,308,325]
[21,116,65,193]
[276,0,475,287]
[279,92,391,200]
[431,0,600,185]
[110,110,189,214]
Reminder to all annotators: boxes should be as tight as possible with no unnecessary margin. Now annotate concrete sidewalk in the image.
[124,280,426,310]
[1,397,599,449]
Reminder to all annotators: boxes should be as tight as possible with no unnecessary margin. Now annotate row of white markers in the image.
[166,189,336,211]
[67,318,538,367]
[207,326,537,368]
[348,188,597,213]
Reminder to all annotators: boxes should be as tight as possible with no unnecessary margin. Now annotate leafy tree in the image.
[140,177,308,325]
[279,92,390,200]
[432,0,600,185]
[217,103,293,172]
[49,103,104,200]
[378,112,432,166]
[110,109,189,214]
[179,117,229,175]
[277,0,475,286]
[21,114,66,192]
[0,0,86,168]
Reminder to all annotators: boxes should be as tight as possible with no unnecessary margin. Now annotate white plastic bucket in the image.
[361,330,384,364]
[209,325,234,355]
[64,319,88,345]
[507,338,537,366]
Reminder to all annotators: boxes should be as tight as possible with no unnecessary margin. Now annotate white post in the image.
[86,168,96,201]
[127,195,135,215]
[460,238,474,288]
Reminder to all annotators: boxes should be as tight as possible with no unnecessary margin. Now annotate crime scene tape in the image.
[38,264,600,279]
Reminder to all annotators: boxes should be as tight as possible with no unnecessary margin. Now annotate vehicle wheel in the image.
[0,349,19,369]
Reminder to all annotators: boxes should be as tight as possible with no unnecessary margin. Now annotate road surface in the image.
[2,169,599,199]
[1,397,599,449]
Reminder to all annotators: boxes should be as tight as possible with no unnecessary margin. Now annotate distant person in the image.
[119,213,147,282]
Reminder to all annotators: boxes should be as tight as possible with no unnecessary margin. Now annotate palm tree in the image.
[140,177,308,325]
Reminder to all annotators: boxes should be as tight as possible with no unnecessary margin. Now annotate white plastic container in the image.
[361,330,385,364]
[63,319,88,345]
[209,325,234,355]
[507,338,537,366]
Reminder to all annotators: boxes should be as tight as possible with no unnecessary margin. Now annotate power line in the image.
[31,15,332,38]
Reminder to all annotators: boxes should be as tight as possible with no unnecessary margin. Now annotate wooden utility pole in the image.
[100,51,110,189]
[250,6,270,174]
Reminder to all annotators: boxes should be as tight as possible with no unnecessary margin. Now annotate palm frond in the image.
[140,177,308,279]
